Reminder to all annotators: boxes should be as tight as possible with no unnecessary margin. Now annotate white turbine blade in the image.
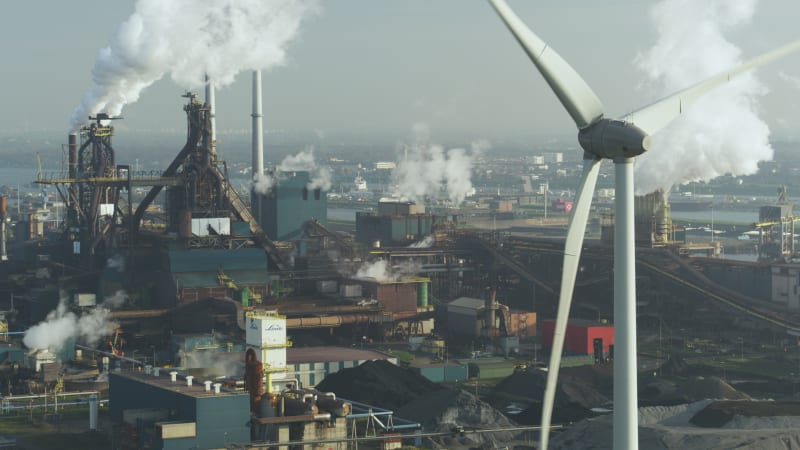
[540,156,602,450]
[488,0,604,129]
[623,39,800,135]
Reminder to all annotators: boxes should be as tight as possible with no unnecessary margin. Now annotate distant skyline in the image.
[1,0,799,142]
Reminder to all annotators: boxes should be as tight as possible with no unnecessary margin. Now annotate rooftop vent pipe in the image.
[213,383,222,394]
[170,371,178,383]
[204,381,212,392]
[186,376,194,387]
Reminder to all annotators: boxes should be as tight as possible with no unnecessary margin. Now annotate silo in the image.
[417,281,429,308]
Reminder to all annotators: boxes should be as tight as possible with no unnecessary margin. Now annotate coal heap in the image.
[316,359,444,410]
[491,366,610,425]
[316,360,517,449]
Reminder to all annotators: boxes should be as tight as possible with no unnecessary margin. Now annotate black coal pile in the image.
[397,388,516,449]
[490,366,610,425]
[316,360,517,449]
[316,360,443,410]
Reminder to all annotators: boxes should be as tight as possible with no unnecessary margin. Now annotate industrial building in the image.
[108,311,412,449]
[253,170,328,241]
[355,199,435,247]
[540,319,614,358]
[110,370,251,449]
[446,294,535,357]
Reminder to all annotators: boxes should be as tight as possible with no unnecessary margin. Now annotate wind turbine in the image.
[487,1,800,449]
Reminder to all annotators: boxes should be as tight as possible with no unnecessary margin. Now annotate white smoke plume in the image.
[70,0,319,130]
[633,0,772,194]
[252,172,277,195]
[408,235,435,248]
[779,71,800,90]
[106,255,125,272]
[180,350,244,377]
[251,148,331,195]
[23,290,128,357]
[354,259,422,282]
[392,125,484,206]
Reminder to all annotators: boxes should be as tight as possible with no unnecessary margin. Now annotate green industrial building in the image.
[253,171,327,241]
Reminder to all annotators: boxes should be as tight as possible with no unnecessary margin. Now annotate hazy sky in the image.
[1,0,799,141]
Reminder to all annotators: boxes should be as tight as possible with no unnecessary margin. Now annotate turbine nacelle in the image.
[578,119,650,160]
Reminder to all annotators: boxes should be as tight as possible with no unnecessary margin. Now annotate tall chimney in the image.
[67,134,78,227]
[0,195,7,262]
[205,74,217,156]
[252,70,264,178]
[68,134,78,179]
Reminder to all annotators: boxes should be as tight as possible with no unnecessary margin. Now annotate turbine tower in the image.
[487,1,800,449]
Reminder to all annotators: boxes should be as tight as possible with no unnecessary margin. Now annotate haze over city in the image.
[3,1,800,449]
[1,0,799,142]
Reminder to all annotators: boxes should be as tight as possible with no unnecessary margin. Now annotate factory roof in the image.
[286,346,393,364]
[112,371,247,399]
[447,297,486,311]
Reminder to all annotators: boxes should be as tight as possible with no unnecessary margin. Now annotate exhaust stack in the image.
[252,70,264,178]
[0,195,7,262]
[205,74,217,156]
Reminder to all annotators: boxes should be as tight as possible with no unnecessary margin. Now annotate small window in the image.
[314,188,321,200]
[302,187,308,200]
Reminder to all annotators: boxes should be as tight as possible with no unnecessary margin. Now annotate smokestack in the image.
[0,195,7,262]
[205,74,217,156]
[67,134,78,228]
[252,70,264,178]
[68,134,77,179]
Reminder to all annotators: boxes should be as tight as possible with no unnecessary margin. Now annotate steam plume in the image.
[70,0,319,130]
[251,148,331,195]
[409,235,435,248]
[392,124,484,206]
[355,259,422,283]
[633,0,771,194]
[23,290,128,356]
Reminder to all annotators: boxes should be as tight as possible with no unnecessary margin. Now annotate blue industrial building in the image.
[110,371,250,449]
[253,171,327,241]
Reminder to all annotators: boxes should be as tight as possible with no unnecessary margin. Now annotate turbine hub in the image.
[578,119,649,159]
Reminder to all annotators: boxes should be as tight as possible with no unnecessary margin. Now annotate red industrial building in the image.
[541,319,614,357]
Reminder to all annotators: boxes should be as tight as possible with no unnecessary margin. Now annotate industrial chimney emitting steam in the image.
[250,70,265,223]
[205,74,217,156]
[252,70,264,179]
[0,195,7,262]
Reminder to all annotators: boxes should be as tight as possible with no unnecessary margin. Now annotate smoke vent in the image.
[170,371,177,383]
[153,367,160,377]
[204,381,212,392]
[144,365,152,375]
[213,383,222,394]
[186,375,194,387]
